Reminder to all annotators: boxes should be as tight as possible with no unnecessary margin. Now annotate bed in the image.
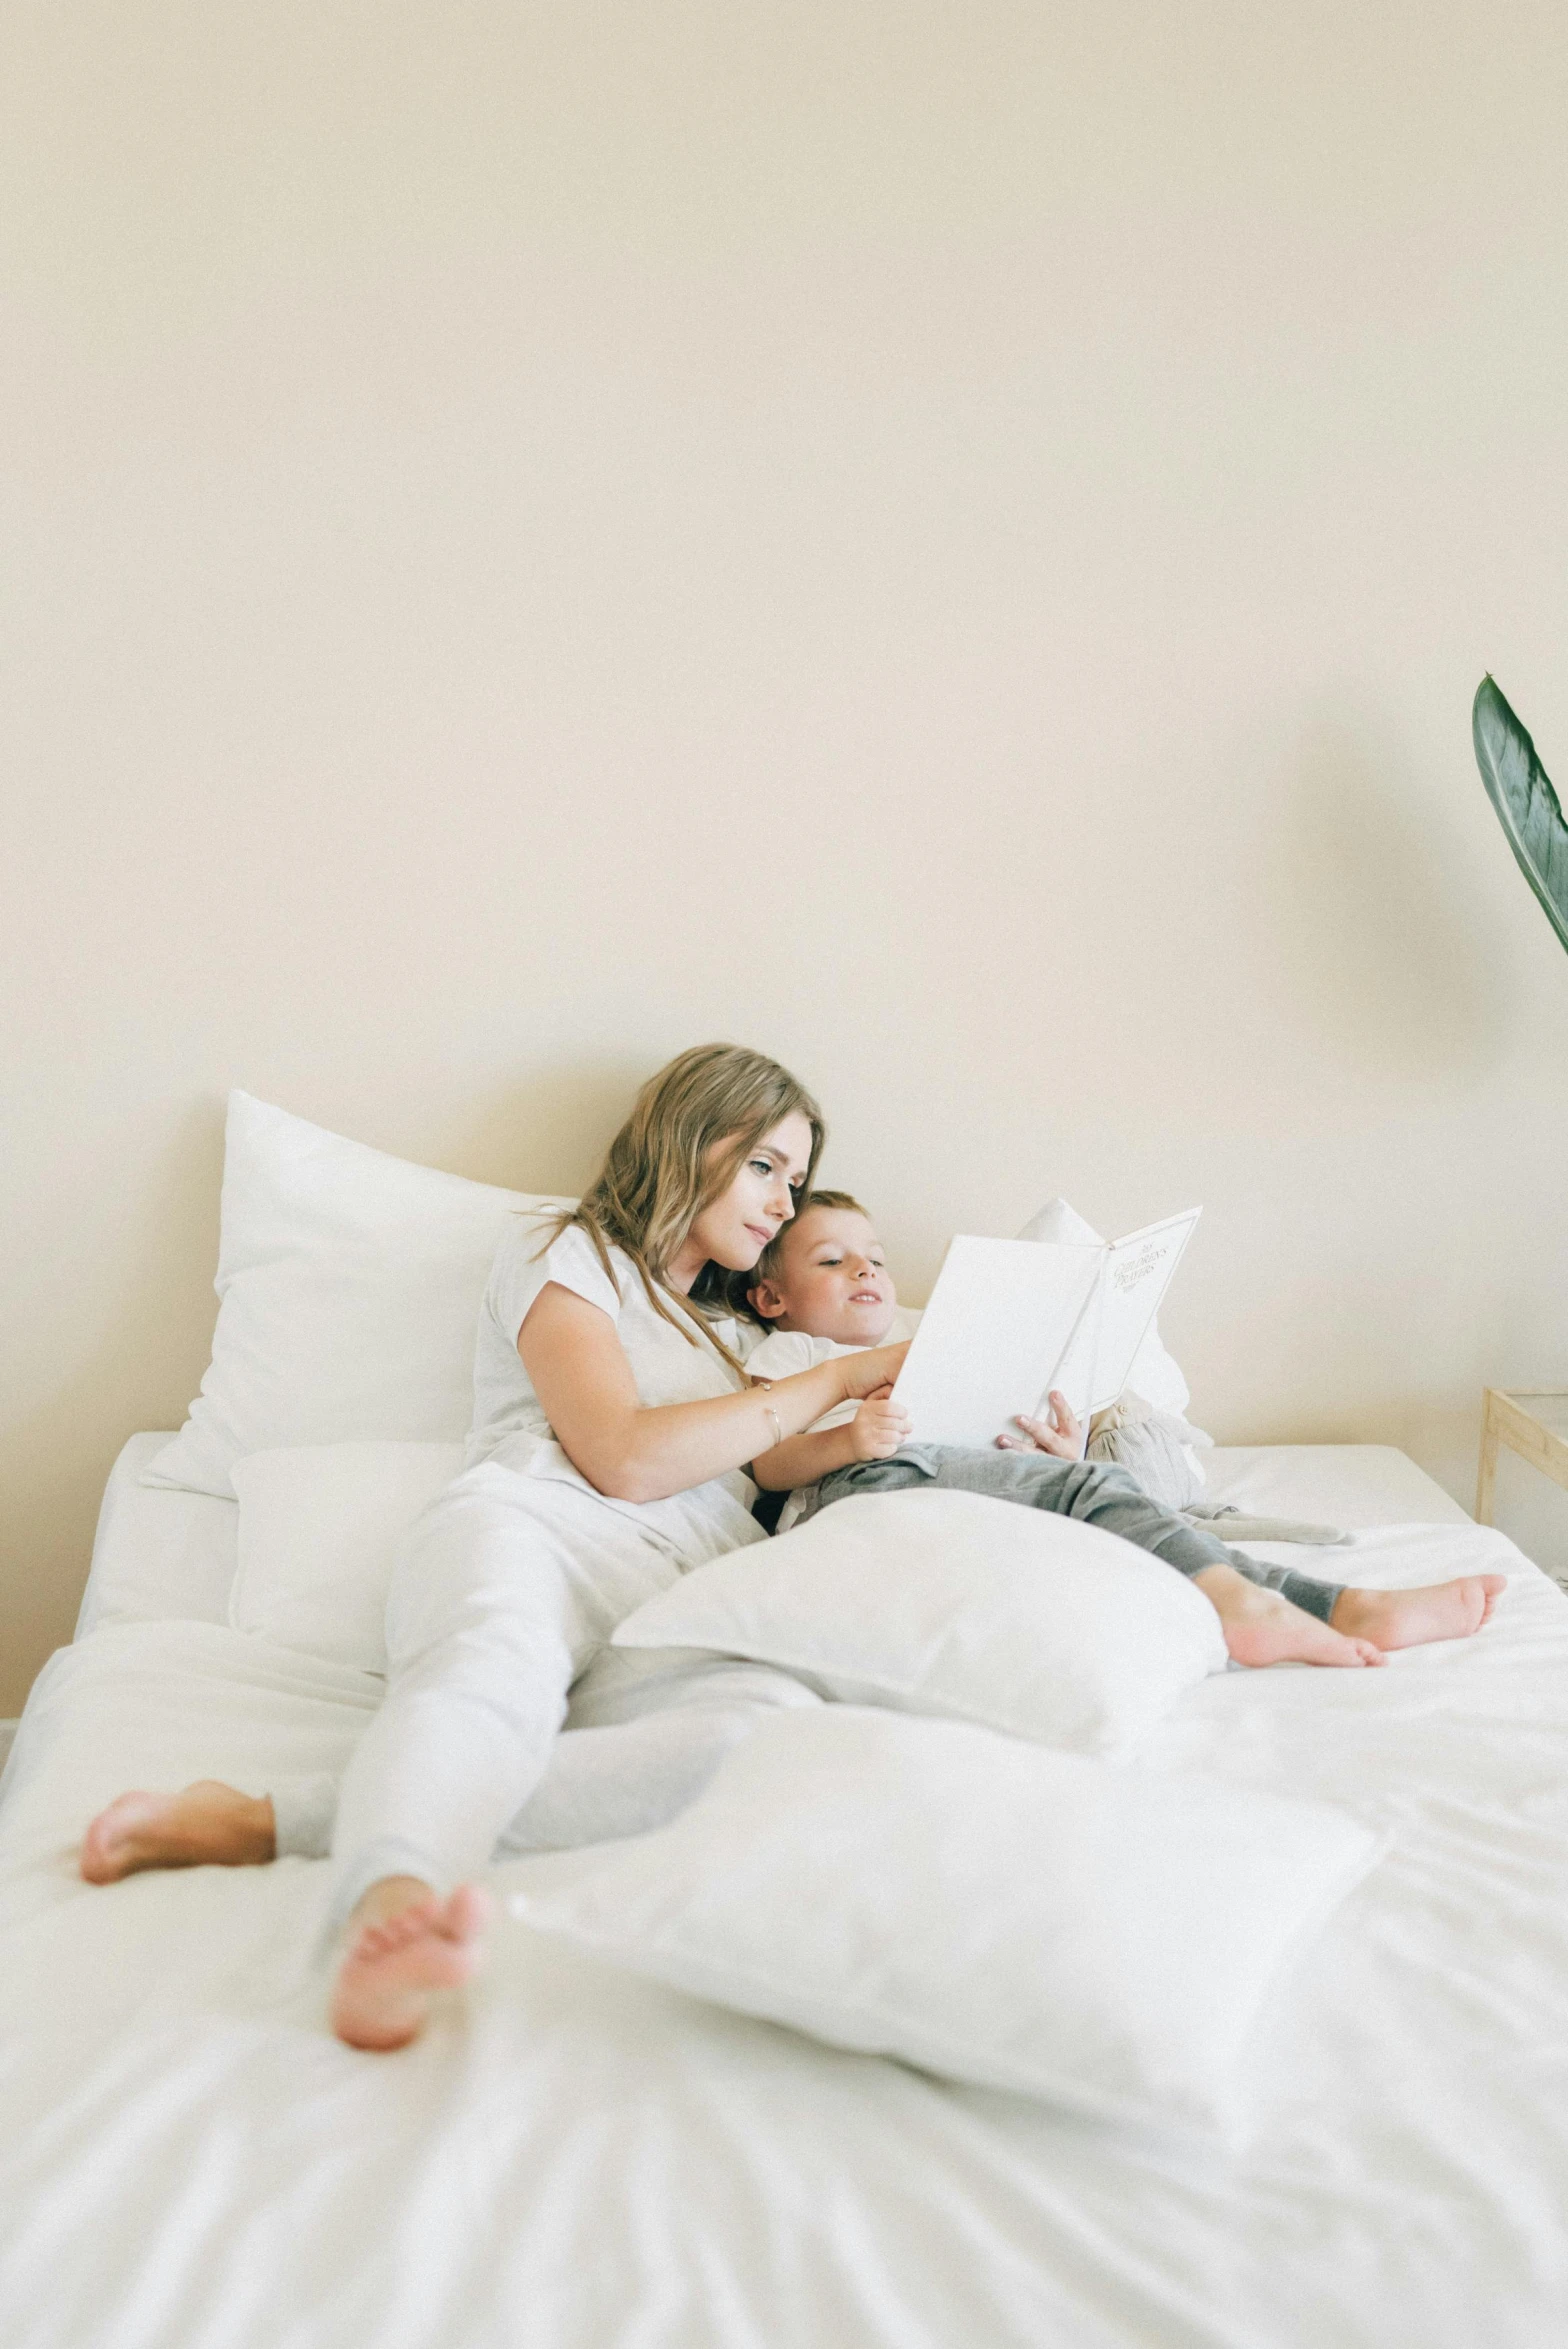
[4,1431,1567,2349]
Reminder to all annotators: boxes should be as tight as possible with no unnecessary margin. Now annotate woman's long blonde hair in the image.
[540,1044,825,1375]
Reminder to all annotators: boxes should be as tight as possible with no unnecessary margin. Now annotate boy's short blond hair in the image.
[743,1188,870,1317]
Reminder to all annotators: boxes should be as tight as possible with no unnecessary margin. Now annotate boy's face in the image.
[748,1206,897,1345]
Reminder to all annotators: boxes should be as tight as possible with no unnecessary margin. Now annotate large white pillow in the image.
[1017,1195,1191,1415]
[508,1707,1380,2133]
[145,1091,569,1500]
[230,1441,465,1672]
[613,1488,1227,1754]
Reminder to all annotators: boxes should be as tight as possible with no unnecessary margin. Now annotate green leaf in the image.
[1473,674,1568,957]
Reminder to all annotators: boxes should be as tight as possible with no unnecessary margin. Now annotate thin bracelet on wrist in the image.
[755,1378,784,1451]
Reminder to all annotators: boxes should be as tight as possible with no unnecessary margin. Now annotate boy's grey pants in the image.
[813,1447,1347,1623]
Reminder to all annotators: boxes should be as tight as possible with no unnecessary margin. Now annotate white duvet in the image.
[5,1507,1568,2345]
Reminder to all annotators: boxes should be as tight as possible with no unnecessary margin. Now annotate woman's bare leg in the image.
[78,1681,789,1890]
[80,1783,275,1882]
[328,1875,490,2051]
[81,1797,489,2050]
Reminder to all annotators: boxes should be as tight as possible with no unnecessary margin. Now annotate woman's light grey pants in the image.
[276,1459,817,1927]
[274,1649,819,1883]
[813,1447,1348,1621]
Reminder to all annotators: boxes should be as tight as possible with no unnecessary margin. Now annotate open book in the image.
[889,1207,1200,1451]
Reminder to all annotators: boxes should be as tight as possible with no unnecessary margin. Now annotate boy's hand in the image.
[850,1389,912,1461]
[997,1390,1083,1460]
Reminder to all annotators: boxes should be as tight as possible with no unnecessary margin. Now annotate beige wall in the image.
[6,3,1568,1714]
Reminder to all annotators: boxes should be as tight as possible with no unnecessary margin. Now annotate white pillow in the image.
[508,1707,1380,2133]
[145,1091,570,1500]
[1017,1195,1191,1415]
[613,1488,1227,1754]
[231,1441,464,1672]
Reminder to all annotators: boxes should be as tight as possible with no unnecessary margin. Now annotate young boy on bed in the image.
[744,1192,1504,1663]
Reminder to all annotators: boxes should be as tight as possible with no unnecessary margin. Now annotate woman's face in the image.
[669,1111,815,1290]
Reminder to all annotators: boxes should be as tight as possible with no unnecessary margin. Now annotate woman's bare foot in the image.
[1331,1574,1507,1651]
[80,1782,276,1883]
[1194,1567,1386,1669]
[329,1883,492,2052]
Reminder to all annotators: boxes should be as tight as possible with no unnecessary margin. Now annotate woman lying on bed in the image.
[80,1042,1504,2051]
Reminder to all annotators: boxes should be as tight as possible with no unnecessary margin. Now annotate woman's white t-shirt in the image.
[467,1215,765,1567]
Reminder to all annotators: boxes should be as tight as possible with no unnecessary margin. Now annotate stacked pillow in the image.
[145,1091,570,1501]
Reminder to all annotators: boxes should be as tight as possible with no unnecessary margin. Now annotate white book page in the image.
[890,1236,1105,1451]
[1045,1263,1108,1422]
[1085,1209,1200,1413]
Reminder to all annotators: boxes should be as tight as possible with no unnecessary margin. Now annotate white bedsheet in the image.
[5,1446,1567,2346]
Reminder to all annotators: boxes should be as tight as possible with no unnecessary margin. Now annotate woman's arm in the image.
[751,1391,911,1492]
[519,1283,908,1504]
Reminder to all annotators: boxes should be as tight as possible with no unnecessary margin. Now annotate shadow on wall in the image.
[1265,718,1509,1082]
[399,1055,654,1199]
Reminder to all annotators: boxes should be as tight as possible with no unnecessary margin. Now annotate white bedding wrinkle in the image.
[4,1460,1568,2346]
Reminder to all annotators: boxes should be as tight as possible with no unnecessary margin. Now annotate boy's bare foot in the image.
[1331,1574,1507,1651]
[1194,1567,1385,1669]
[80,1782,276,1883]
[329,1883,492,2052]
